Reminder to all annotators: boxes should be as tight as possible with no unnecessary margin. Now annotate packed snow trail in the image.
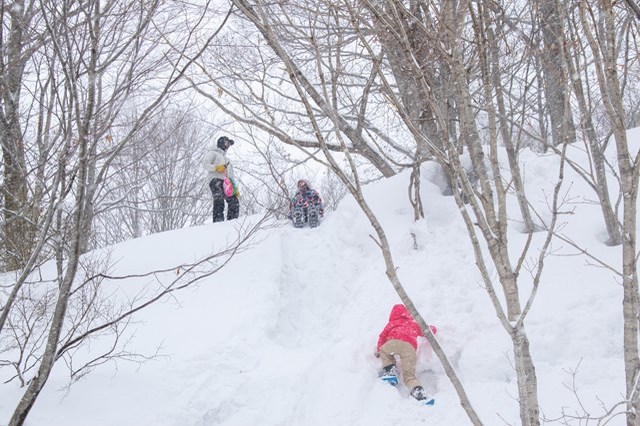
[174,199,460,426]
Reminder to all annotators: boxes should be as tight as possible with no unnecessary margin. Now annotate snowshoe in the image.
[379,365,399,387]
[308,205,319,228]
[411,386,435,406]
[292,207,304,228]
[381,375,398,386]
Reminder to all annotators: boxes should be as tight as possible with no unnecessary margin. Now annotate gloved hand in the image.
[234,189,240,198]
[374,351,380,358]
[215,165,226,173]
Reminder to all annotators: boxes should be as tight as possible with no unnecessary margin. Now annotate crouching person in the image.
[289,179,324,228]
[375,304,436,404]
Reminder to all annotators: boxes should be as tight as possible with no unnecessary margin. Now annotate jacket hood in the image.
[389,304,411,321]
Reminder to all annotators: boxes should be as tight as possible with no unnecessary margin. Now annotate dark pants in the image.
[209,178,239,222]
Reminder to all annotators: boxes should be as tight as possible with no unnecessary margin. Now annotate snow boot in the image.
[379,364,399,386]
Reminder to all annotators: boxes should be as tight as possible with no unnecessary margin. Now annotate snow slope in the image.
[1,141,632,425]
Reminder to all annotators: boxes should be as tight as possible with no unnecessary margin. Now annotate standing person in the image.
[375,304,436,404]
[288,179,324,228]
[203,136,239,222]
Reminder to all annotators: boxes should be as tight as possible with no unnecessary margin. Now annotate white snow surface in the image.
[1,138,636,425]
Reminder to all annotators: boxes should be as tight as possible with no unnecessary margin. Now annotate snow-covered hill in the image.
[1,145,629,425]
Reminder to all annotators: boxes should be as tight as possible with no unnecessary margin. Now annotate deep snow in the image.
[1,135,636,425]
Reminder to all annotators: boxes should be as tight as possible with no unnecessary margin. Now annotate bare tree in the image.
[575,1,640,424]
[94,107,212,245]
[0,0,45,270]
[186,2,405,179]
[0,1,239,424]
[558,4,623,246]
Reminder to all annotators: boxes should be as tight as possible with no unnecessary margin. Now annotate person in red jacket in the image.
[375,304,436,402]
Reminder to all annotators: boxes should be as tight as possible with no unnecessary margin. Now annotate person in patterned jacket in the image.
[288,179,324,224]
[375,304,437,402]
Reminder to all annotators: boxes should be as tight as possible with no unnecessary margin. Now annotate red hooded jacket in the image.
[376,304,437,350]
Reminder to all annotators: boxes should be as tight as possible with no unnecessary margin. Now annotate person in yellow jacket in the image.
[203,136,239,222]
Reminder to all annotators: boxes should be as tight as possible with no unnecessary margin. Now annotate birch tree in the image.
[558,4,624,245]
[576,1,640,424]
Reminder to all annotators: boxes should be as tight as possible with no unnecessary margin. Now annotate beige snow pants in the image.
[379,339,421,390]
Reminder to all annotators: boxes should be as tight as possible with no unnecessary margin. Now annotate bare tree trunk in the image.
[622,194,640,424]
[622,0,640,20]
[476,1,538,233]
[512,325,540,426]
[408,159,424,221]
[370,0,461,195]
[450,38,523,322]
[444,2,540,422]
[372,1,445,156]
[578,1,640,423]
[533,0,576,148]
[611,59,640,426]
[564,8,622,245]
[0,0,38,270]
